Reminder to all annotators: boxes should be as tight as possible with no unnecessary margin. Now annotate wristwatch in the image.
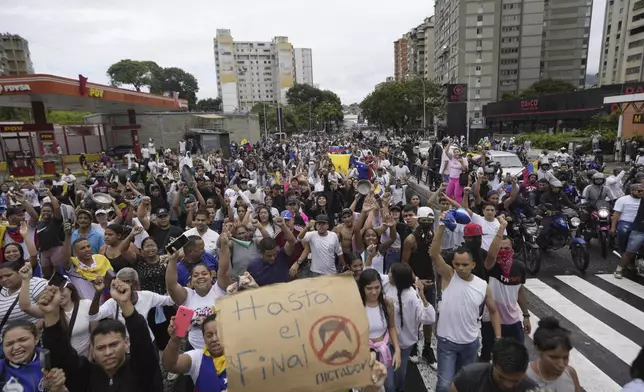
[523,314,530,318]
[296,259,304,265]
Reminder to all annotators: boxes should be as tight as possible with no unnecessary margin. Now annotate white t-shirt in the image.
[184,284,227,349]
[185,349,207,383]
[614,195,642,223]
[66,299,93,357]
[390,185,407,205]
[393,165,410,179]
[302,231,343,275]
[179,141,186,154]
[22,188,40,207]
[88,291,174,342]
[471,214,506,251]
[124,153,136,169]
[184,227,219,254]
[141,147,150,159]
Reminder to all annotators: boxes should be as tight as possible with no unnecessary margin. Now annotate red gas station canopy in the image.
[0,74,188,113]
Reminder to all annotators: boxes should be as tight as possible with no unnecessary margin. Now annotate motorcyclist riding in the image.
[536,179,578,247]
[537,159,556,183]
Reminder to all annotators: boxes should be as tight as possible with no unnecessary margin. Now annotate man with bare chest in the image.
[334,208,356,253]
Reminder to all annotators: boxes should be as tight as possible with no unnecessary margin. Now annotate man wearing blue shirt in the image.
[176,235,219,286]
[246,218,297,286]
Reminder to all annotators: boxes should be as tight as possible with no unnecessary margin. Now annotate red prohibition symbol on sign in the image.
[453,85,463,95]
[309,315,361,366]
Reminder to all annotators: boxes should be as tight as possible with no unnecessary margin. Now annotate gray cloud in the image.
[1,0,604,105]
[1,0,433,104]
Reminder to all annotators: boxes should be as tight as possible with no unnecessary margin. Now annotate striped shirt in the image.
[0,277,47,335]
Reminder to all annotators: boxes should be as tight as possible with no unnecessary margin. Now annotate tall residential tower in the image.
[0,34,34,75]
[214,29,312,113]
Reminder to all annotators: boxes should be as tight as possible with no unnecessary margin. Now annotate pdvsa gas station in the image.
[0,74,188,177]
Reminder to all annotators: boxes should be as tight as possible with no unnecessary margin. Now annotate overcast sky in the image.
[2,0,605,105]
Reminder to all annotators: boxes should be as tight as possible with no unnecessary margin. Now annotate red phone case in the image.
[174,306,195,338]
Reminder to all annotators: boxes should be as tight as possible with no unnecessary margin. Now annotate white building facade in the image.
[214,30,312,113]
[294,48,314,86]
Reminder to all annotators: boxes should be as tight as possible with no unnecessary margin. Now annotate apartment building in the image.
[0,34,34,75]
[599,0,644,85]
[214,29,312,113]
[294,48,314,86]
[394,37,409,81]
[433,0,591,122]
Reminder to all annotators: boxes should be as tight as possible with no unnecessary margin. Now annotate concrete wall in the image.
[85,112,261,150]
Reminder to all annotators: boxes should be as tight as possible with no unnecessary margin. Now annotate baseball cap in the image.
[417,207,435,220]
[341,208,353,217]
[316,214,329,223]
[95,209,108,216]
[389,204,402,212]
[287,197,299,205]
[156,208,170,217]
[6,207,24,217]
[463,223,483,237]
[281,210,294,220]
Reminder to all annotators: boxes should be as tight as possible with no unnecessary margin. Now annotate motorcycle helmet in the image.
[592,172,606,185]
[552,162,560,170]
[574,145,583,153]
[550,179,563,189]
[586,169,597,179]
[540,159,551,170]
[560,147,567,152]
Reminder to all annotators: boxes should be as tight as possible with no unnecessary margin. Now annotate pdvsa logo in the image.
[0,84,31,94]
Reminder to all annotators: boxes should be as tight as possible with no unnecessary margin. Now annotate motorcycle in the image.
[537,206,590,272]
[512,215,541,274]
[580,200,612,259]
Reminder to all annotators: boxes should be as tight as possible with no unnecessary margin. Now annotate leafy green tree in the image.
[360,79,444,132]
[106,60,153,91]
[47,110,91,125]
[501,92,519,101]
[195,97,222,112]
[149,67,200,107]
[0,108,32,122]
[520,78,576,98]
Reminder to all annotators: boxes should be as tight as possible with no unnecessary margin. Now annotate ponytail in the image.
[397,287,404,328]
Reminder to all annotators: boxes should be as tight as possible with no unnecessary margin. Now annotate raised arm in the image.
[165,251,188,305]
[216,232,233,290]
[18,264,43,318]
[430,222,454,280]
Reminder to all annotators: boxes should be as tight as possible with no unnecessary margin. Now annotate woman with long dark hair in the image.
[526,317,582,392]
[18,263,92,357]
[382,263,436,391]
[99,224,138,272]
[358,268,401,392]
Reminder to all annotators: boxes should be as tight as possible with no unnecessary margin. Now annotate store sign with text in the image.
[446,84,468,102]
[88,88,104,98]
[520,99,539,111]
[38,132,55,141]
[633,113,644,124]
[0,84,31,94]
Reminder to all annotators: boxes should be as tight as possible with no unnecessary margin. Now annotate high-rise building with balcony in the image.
[433,0,591,122]
[0,34,34,76]
[394,37,409,81]
[599,0,644,85]
[294,48,314,86]
[214,29,311,112]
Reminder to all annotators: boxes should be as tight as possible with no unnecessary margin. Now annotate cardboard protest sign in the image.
[216,275,372,392]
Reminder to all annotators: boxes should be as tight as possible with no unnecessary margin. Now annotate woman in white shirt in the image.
[18,263,92,357]
[382,263,436,391]
[253,205,280,245]
[165,233,234,350]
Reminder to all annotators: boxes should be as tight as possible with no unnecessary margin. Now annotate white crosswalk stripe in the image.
[406,274,644,392]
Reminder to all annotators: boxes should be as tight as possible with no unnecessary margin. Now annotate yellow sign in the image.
[277,42,294,89]
[328,154,350,175]
[88,88,104,98]
[216,276,371,392]
[634,114,644,124]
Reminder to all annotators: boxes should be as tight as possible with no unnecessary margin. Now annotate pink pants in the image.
[446,177,463,203]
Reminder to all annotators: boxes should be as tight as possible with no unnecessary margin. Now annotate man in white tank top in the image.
[430,219,502,392]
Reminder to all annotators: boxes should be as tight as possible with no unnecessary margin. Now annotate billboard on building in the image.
[446,84,468,102]
[277,42,294,89]
[218,36,236,84]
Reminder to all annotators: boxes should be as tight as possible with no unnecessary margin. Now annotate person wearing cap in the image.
[401,206,438,367]
[334,208,358,253]
[137,206,184,254]
[0,191,39,263]
[430,221,502,392]
[292,214,344,278]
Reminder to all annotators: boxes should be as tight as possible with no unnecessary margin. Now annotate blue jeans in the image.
[436,337,479,392]
[479,321,524,362]
[617,221,632,253]
[384,248,401,273]
[394,346,414,390]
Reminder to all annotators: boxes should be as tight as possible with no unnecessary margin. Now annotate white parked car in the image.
[486,150,525,177]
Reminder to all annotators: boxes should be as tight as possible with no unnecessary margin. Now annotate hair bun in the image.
[538,316,561,330]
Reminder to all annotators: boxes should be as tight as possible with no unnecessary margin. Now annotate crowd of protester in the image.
[0,133,641,392]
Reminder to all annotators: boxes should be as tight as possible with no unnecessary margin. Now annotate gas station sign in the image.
[88,88,104,98]
[38,132,55,141]
[0,84,31,94]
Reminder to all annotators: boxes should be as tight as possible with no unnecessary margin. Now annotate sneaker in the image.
[614,268,623,279]
[409,343,420,364]
[422,344,437,370]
